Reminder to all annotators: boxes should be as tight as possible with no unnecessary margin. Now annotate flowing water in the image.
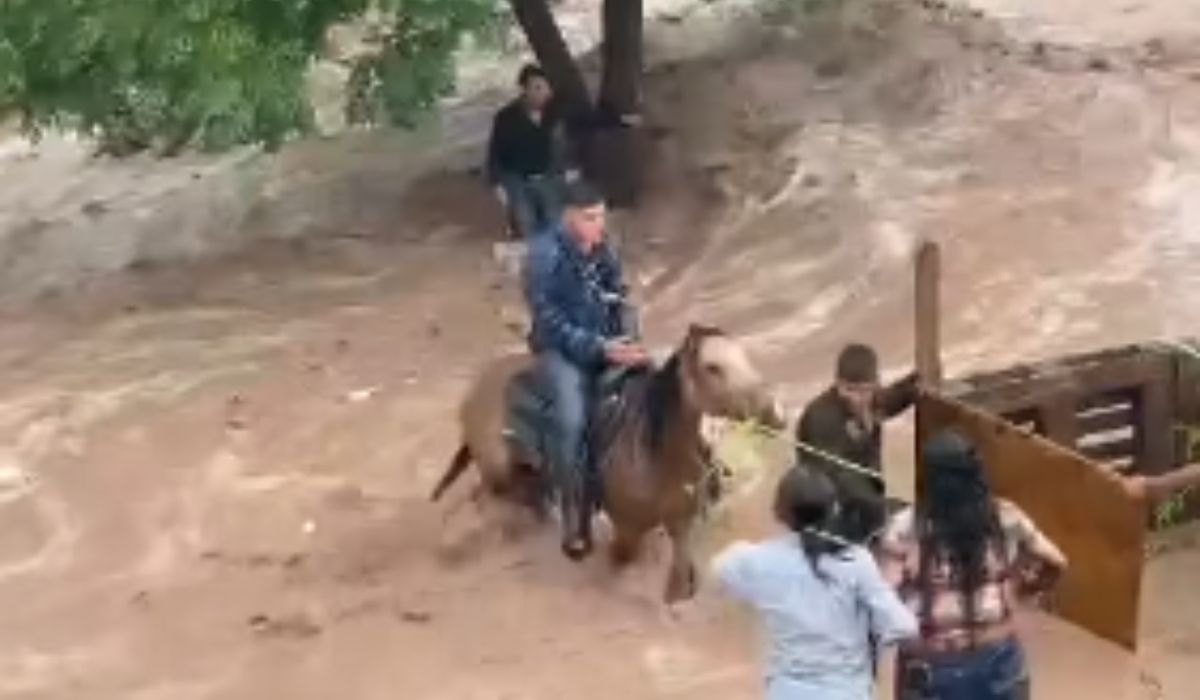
[0,0,1198,698]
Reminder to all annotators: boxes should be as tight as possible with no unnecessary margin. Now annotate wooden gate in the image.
[918,392,1148,650]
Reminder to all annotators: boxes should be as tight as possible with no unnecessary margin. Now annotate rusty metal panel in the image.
[918,393,1147,651]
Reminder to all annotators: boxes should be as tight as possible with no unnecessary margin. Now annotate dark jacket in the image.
[796,373,918,539]
[524,227,631,368]
[486,99,562,183]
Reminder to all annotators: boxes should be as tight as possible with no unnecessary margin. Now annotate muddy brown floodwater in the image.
[1,0,1199,698]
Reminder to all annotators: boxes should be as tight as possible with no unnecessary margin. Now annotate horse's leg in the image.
[514,464,550,523]
[663,516,698,603]
[609,520,645,568]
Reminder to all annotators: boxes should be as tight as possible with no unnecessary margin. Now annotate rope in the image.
[692,418,883,514]
[743,421,883,482]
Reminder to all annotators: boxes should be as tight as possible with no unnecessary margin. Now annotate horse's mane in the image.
[592,326,725,459]
[644,325,724,449]
[644,352,682,450]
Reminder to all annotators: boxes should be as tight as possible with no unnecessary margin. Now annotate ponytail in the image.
[798,526,851,584]
[774,466,847,584]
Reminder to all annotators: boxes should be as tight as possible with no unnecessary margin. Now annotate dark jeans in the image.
[498,172,563,238]
[896,638,1030,700]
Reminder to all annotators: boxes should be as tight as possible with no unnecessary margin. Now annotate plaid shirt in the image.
[878,500,1065,652]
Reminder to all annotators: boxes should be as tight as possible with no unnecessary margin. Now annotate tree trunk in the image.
[591,0,644,207]
[598,0,642,119]
[507,0,592,119]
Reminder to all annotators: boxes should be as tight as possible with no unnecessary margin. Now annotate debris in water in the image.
[81,199,109,217]
[398,609,432,624]
[346,386,379,402]
[248,613,322,639]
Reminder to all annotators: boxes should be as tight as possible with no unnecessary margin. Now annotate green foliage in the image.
[346,0,500,128]
[0,0,499,155]
[1154,487,1194,530]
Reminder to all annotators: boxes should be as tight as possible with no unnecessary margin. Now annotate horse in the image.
[430,324,785,602]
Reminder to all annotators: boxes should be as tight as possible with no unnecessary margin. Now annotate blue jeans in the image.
[534,351,595,552]
[897,638,1030,700]
[499,173,563,238]
[535,351,590,492]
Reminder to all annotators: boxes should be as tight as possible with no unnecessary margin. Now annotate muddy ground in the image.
[1,0,1199,698]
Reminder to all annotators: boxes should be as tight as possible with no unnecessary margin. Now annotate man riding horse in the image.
[524,180,649,558]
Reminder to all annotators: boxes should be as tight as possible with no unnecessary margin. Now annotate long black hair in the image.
[774,465,849,582]
[916,430,1006,636]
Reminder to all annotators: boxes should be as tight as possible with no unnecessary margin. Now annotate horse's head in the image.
[678,324,785,429]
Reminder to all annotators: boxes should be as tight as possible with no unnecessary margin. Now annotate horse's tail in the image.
[430,444,473,501]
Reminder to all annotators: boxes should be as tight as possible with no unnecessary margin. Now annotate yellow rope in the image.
[695,418,883,513]
[743,421,882,481]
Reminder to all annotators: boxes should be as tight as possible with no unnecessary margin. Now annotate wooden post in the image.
[915,240,943,388]
[914,240,942,497]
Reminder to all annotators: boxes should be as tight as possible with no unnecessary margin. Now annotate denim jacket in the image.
[524,226,631,368]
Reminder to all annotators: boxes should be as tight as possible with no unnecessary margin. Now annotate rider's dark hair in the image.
[774,465,848,582]
[562,180,605,209]
[836,343,880,384]
[916,430,1006,638]
[517,63,548,87]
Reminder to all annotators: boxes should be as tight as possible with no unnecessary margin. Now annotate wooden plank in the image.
[951,345,1148,401]
[1136,363,1174,476]
[1079,436,1137,463]
[915,240,942,387]
[1039,396,1079,450]
[959,345,1145,386]
[1078,387,1137,413]
[952,351,1162,416]
[1170,345,1200,465]
[1077,405,1136,436]
[918,393,1147,651]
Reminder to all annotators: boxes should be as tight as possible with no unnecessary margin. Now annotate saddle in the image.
[504,363,647,497]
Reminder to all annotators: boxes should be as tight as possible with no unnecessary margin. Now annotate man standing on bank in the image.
[486,64,570,239]
[797,344,919,544]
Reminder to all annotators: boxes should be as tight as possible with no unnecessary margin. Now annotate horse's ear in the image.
[681,324,704,361]
[686,323,721,339]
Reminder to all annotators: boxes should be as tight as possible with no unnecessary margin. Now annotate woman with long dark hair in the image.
[879,430,1068,700]
[712,465,917,700]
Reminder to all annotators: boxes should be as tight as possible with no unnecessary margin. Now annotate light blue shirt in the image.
[713,535,918,700]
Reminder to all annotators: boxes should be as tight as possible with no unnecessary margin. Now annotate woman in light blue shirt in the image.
[713,466,918,700]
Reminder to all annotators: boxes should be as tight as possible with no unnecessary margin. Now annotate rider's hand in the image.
[605,340,650,367]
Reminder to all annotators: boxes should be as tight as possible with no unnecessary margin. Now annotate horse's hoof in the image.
[664,566,699,603]
[562,538,592,562]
